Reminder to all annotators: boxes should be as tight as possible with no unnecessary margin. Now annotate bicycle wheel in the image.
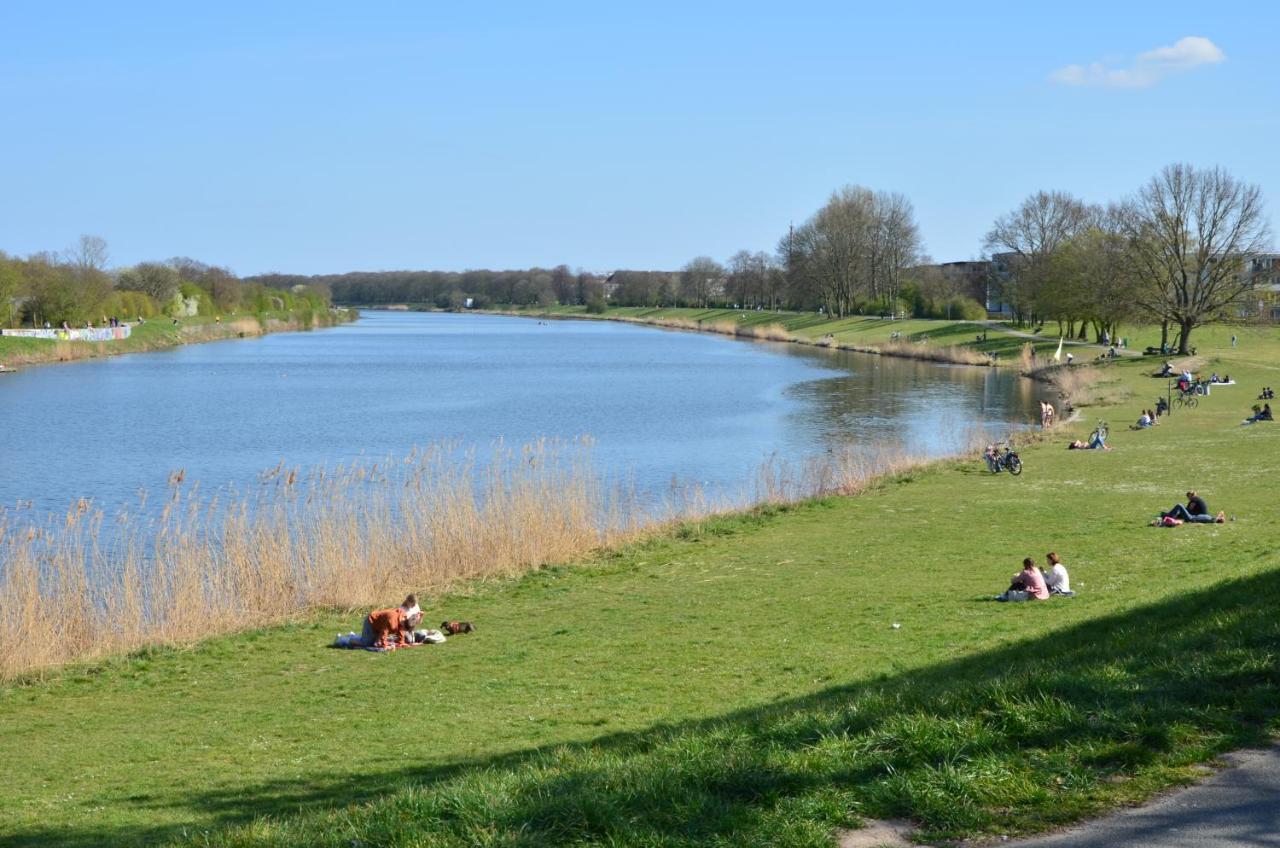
[1174,396,1187,409]
[1008,457,1023,475]
[1186,396,1198,409]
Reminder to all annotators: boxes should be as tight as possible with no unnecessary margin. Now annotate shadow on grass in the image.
[11,570,1280,847]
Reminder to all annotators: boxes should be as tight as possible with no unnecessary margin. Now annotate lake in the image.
[0,311,1045,522]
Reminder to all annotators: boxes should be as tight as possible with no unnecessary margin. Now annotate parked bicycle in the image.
[983,443,1023,475]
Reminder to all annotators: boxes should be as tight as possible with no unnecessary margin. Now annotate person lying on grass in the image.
[1154,491,1225,525]
[996,557,1050,602]
[360,594,423,649]
[1067,434,1111,451]
[1042,552,1074,596]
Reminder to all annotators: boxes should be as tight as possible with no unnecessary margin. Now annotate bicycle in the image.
[1174,392,1199,410]
[983,444,1023,475]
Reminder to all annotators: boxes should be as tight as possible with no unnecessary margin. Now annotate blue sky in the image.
[1,1,1276,275]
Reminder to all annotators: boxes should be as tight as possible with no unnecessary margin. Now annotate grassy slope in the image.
[1,324,1278,847]
[0,309,353,367]
[504,305,1071,359]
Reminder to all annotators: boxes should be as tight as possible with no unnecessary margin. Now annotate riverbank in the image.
[0,307,357,369]
[469,304,1097,367]
[1,322,1276,847]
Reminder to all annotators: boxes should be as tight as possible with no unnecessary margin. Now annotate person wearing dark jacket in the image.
[1160,491,1223,524]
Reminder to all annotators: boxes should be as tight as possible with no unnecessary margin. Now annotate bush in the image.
[104,290,158,319]
[585,296,607,314]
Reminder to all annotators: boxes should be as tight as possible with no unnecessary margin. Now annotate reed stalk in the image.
[0,433,991,680]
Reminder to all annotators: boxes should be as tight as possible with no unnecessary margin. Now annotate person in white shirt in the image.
[1042,552,1073,596]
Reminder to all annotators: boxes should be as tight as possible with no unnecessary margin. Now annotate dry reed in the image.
[0,440,643,679]
[0,428,1000,680]
[875,340,993,366]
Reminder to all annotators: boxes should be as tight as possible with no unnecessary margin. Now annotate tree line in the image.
[0,237,334,328]
[262,184,966,319]
[9,164,1267,354]
[985,163,1271,354]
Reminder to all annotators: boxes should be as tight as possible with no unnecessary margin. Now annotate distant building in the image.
[602,272,622,301]
[1241,253,1280,321]
[986,253,1017,317]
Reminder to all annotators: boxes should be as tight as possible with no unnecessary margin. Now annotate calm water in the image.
[0,311,1043,520]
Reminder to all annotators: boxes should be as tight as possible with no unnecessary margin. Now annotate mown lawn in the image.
[1,324,1277,847]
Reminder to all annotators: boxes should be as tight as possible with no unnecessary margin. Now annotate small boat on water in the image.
[0,368,17,375]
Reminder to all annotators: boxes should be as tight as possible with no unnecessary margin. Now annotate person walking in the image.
[1232,334,1238,348]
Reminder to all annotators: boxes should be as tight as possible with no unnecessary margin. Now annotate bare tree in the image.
[790,186,878,317]
[984,191,1090,324]
[66,235,109,275]
[1120,164,1270,353]
[873,192,921,316]
[680,256,724,308]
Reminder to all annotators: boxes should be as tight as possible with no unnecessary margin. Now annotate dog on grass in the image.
[440,620,475,635]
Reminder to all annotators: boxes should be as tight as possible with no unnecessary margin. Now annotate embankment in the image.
[0,307,357,369]
[473,305,1001,367]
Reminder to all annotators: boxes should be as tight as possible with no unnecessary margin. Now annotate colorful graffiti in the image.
[0,326,132,342]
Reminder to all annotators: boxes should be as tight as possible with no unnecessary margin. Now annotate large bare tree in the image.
[871,191,921,315]
[984,191,1090,324]
[1120,164,1271,353]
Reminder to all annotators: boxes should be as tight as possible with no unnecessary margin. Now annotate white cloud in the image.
[1051,36,1225,88]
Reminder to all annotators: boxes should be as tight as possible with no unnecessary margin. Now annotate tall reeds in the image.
[0,433,994,680]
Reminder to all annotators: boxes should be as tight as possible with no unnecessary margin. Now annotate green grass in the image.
[505,304,1280,364]
[1,324,1278,847]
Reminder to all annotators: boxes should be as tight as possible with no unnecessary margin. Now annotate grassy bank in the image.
[0,307,356,369]
[1,323,1277,847]
[477,304,1113,364]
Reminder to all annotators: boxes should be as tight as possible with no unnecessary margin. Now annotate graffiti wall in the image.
[0,326,132,342]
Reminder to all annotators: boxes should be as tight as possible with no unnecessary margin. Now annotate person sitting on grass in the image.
[1244,403,1273,424]
[1133,411,1152,429]
[1155,396,1169,417]
[1042,552,1074,596]
[996,557,1050,602]
[1261,387,1275,400]
[1157,491,1225,525]
[359,594,423,649]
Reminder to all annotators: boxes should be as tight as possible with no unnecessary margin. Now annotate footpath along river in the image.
[0,310,1048,524]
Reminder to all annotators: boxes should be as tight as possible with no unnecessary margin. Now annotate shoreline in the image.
[0,307,358,371]
[465,305,1004,367]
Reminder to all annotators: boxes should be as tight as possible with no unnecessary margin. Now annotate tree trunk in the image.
[1177,319,1195,355]
[1160,321,1169,349]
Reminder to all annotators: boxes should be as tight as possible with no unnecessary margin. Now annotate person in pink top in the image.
[996,557,1050,602]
